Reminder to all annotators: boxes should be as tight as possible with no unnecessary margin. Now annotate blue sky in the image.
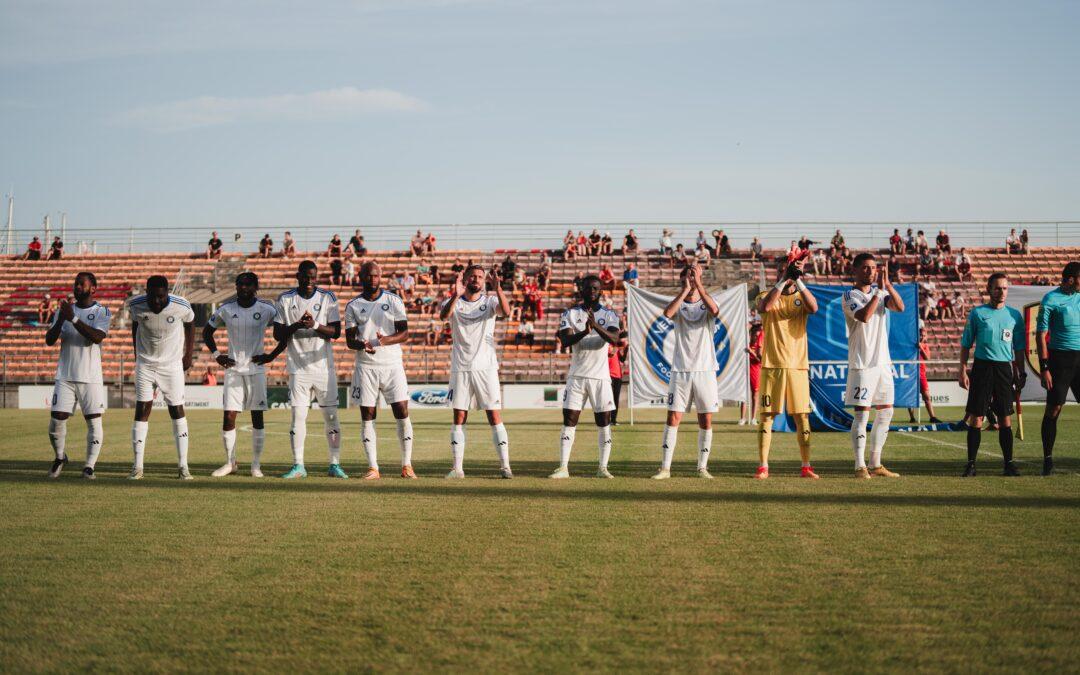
[2,0,1078,237]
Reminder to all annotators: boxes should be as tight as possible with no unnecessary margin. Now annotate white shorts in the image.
[449,369,502,411]
[845,366,895,407]
[289,370,339,409]
[51,380,106,415]
[223,370,268,411]
[134,364,185,406]
[350,365,409,407]
[563,376,616,413]
[667,371,719,413]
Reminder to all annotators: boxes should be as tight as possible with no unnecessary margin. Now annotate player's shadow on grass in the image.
[3,460,1078,509]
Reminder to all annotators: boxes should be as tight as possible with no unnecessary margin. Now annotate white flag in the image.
[626,283,749,407]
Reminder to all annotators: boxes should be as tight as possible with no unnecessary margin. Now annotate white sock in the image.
[251,428,265,468]
[85,417,103,469]
[851,409,871,469]
[451,425,465,472]
[132,420,148,469]
[492,423,510,470]
[559,425,577,467]
[290,406,308,465]
[396,418,413,467]
[661,425,677,470]
[222,428,237,464]
[697,428,713,470]
[870,407,893,468]
[362,420,378,470]
[323,407,341,464]
[598,425,612,469]
[172,417,189,468]
[48,417,67,460]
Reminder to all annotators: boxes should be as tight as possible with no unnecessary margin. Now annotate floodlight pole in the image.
[3,193,13,255]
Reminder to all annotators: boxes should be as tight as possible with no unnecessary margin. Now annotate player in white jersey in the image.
[439,264,513,478]
[653,264,722,479]
[44,272,111,479]
[127,276,196,479]
[345,261,415,479]
[273,260,345,479]
[549,275,626,479]
[203,272,286,478]
[844,252,904,479]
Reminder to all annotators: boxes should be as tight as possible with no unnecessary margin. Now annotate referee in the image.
[958,273,1026,477]
[1036,261,1080,476]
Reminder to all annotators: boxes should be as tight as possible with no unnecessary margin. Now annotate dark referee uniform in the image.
[1036,285,1080,472]
[960,303,1024,475]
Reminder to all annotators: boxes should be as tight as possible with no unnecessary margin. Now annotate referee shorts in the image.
[1046,349,1080,408]
[965,359,1015,418]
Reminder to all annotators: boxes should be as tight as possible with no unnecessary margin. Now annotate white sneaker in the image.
[250,465,264,478]
[697,468,714,479]
[178,466,193,480]
[596,467,614,479]
[128,467,143,480]
[446,469,465,479]
[737,419,747,426]
[549,466,571,479]
[499,467,514,479]
[211,462,237,477]
[651,468,671,480]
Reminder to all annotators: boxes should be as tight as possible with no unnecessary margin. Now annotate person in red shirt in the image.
[907,333,942,423]
[598,265,615,291]
[522,277,544,320]
[740,323,764,424]
[608,341,627,425]
[24,236,43,260]
[889,229,903,254]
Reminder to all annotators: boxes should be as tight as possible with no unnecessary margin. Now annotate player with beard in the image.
[345,261,416,479]
[1036,261,1080,476]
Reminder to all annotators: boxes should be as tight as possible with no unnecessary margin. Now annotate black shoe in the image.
[929,417,943,424]
[1042,457,1053,476]
[961,461,977,477]
[1003,462,1021,477]
[48,455,68,479]
[82,467,96,480]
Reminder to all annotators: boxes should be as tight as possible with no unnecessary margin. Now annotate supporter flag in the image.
[626,284,749,408]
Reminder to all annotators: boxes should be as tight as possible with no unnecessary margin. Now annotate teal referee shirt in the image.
[1036,288,1080,351]
[961,304,1025,362]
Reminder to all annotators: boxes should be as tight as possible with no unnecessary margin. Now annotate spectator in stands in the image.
[600,231,613,255]
[812,248,830,276]
[623,229,639,253]
[694,243,711,268]
[410,230,425,257]
[23,236,43,260]
[449,258,465,280]
[206,231,223,259]
[715,229,732,257]
[937,292,954,319]
[537,260,551,291]
[512,265,525,293]
[37,294,53,323]
[936,229,951,254]
[425,320,438,346]
[259,234,273,258]
[282,231,296,258]
[438,321,452,345]
[951,290,966,317]
[659,228,674,255]
[522,276,543,319]
[696,230,713,256]
[889,229,903,254]
[1020,228,1030,254]
[569,231,583,257]
[515,319,535,346]
[562,230,577,260]
[330,257,344,286]
[500,254,517,285]
[202,367,218,386]
[830,229,845,254]
[598,264,616,290]
[916,230,929,253]
[798,236,815,252]
[954,247,972,280]
[347,229,363,256]
[887,252,902,282]
[1006,228,1022,254]
[904,228,917,253]
[326,234,343,258]
[918,247,938,276]
[670,243,687,269]
[49,236,64,260]
[623,262,638,287]
[424,232,437,254]
[749,236,763,260]
[398,270,416,299]
[343,259,356,287]
[416,258,433,285]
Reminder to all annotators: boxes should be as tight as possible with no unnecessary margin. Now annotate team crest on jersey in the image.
[314,304,322,311]
[254,312,261,320]
[167,316,176,323]
[598,318,606,326]
[87,314,95,321]
[794,299,803,306]
[644,314,731,384]
[480,303,487,312]
[381,304,389,311]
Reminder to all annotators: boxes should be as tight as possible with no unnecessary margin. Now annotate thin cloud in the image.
[115,86,428,132]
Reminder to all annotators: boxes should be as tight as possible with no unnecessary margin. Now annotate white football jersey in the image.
[559,305,621,379]
[208,298,278,375]
[670,300,719,373]
[447,293,498,372]
[128,294,195,367]
[274,288,340,375]
[344,290,408,367]
[843,286,892,370]
[53,303,111,383]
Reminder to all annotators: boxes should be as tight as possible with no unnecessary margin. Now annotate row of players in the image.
[43,256,1080,480]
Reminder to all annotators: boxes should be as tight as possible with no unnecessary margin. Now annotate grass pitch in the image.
[1,405,1078,672]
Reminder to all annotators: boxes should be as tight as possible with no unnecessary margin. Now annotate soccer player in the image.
[128,276,195,479]
[844,253,904,479]
[1036,261,1080,476]
[958,273,1026,477]
[652,265,722,479]
[439,264,513,478]
[345,261,416,479]
[274,261,344,479]
[203,272,285,478]
[549,274,626,479]
[44,272,111,479]
[755,259,819,479]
